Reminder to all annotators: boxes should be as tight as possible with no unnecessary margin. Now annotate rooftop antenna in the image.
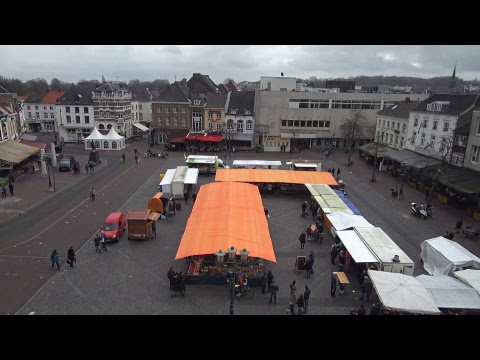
[174,75,177,82]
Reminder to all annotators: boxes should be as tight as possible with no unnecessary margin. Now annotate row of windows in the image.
[27,105,55,111]
[156,117,187,127]
[65,107,90,114]
[281,120,331,129]
[413,117,450,132]
[208,112,222,120]
[66,115,90,124]
[289,99,395,110]
[378,119,407,132]
[155,106,187,114]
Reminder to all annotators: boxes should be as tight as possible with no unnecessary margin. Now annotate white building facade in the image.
[465,110,480,172]
[260,76,297,92]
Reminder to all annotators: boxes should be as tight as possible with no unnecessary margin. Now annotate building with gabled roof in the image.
[204,92,227,133]
[187,73,218,95]
[225,91,255,147]
[151,79,191,144]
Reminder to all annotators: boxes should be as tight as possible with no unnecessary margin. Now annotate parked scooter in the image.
[411,203,427,219]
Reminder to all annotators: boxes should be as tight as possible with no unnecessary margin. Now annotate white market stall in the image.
[159,166,199,199]
[416,274,480,310]
[84,127,105,150]
[232,160,282,169]
[326,212,374,238]
[454,269,480,295]
[335,230,378,264]
[420,236,480,276]
[368,270,441,315]
[103,127,125,150]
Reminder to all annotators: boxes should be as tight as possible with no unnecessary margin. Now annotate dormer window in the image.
[194,100,201,105]
[231,110,237,114]
[245,110,251,115]
[427,101,450,112]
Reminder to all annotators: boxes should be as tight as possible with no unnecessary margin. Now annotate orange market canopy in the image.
[175,181,276,263]
[215,168,338,186]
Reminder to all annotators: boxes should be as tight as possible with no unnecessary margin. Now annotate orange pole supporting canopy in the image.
[175,182,276,263]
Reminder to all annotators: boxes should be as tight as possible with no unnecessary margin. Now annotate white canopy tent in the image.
[133,123,149,132]
[420,237,480,276]
[454,269,480,295]
[103,128,125,151]
[84,127,105,150]
[368,270,441,315]
[326,212,374,232]
[335,230,378,263]
[416,274,480,309]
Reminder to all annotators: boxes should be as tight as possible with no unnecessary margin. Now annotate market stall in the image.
[326,212,374,238]
[416,274,480,311]
[420,236,480,276]
[368,270,441,315]
[126,209,161,240]
[175,181,276,285]
[454,269,480,295]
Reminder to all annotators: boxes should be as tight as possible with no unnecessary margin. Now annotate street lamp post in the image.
[47,157,56,192]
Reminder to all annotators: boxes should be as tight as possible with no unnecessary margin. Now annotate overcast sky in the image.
[1,45,479,85]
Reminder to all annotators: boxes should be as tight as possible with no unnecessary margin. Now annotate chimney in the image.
[182,78,187,86]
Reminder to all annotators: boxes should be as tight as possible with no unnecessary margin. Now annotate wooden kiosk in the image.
[126,209,160,240]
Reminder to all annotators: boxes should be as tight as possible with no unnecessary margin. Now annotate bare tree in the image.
[254,124,270,147]
[222,120,236,150]
[340,109,368,166]
[416,133,455,206]
[360,124,390,181]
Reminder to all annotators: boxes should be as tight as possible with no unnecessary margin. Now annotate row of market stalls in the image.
[174,181,276,285]
[0,138,45,177]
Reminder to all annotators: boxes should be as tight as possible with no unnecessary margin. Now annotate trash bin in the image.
[160,173,165,181]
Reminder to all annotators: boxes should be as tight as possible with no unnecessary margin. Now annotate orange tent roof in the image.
[175,182,276,263]
[215,168,338,186]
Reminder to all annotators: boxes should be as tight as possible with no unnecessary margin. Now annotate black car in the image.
[58,156,76,172]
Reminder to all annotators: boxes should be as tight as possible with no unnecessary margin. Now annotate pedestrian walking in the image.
[121,153,126,163]
[1,185,7,198]
[100,233,107,251]
[299,231,306,249]
[309,250,315,267]
[85,163,89,174]
[338,250,346,272]
[264,207,270,220]
[327,168,331,174]
[89,161,95,173]
[336,168,341,179]
[304,285,311,313]
[9,182,14,197]
[151,221,156,239]
[330,273,337,297]
[269,281,279,304]
[50,249,61,271]
[296,294,305,315]
[135,154,139,165]
[167,267,176,290]
[260,272,267,294]
[184,192,189,205]
[192,193,197,204]
[94,234,101,253]
[448,231,454,240]
[134,147,138,156]
[454,218,463,233]
[361,276,373,302]
[305,257,313,279]
[266,270,274,292]
[289,280,297,301]
[331,244,339,265]
[90,187,96,201]
[332,167,336,177]
[301,200,308,218]
[67,246,75,267]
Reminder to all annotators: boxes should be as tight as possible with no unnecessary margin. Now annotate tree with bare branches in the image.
[340,109,368,166]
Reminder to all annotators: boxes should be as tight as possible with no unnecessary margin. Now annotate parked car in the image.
[58,156,76,172]
[100,212,126,243]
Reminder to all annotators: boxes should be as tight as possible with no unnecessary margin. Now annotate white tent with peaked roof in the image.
[84,127,106,150]
[102,127,125,150]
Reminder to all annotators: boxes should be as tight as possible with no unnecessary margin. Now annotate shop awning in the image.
[184,168,199,185]
[169,137,186,143]
[132,123,149,132]
[175,181,276,263]
[305,184,353,215]
[437,167,480,194]
[19,139,46,150]
[234,133,253,141]
[384,149,440,169]
[215,169,338,185]
[185,133,223,142]
[0,140,41,165]
[326,212,374,231]
[336,230,378,263]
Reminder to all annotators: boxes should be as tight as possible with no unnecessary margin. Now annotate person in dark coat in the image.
[67,246,75,267]
[331,244,339,265]
[301,201,308,218]
[167,267,176,290]
[361,276,373,302]
[50,249,60,271]
[184,192,189,205]
[94,234,101,253]
[260,272,268,294]
[266,270,274,292]
[269,281,279,304]
[151,221,157,239]
[330,273,337,297]
[305,258,313,279]
[299,231,306,249]
[9,182,14,197]
[303,285,311,313]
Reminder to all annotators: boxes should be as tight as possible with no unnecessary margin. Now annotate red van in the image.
[100,212,126,243]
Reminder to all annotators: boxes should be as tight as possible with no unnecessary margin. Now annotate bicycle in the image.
[227,278,254,299]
